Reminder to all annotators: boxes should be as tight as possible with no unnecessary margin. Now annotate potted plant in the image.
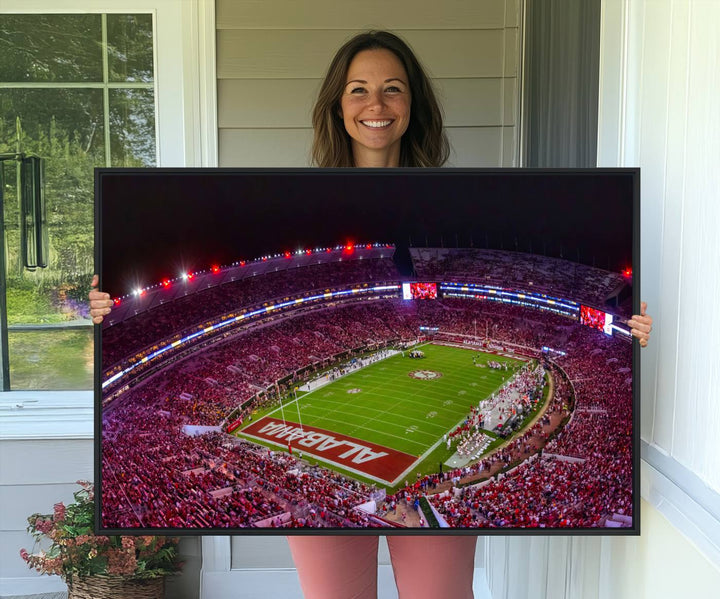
[20,480,182,599]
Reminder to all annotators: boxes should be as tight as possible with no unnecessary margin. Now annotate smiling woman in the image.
[311,30,448,168]
[340,49,412,167]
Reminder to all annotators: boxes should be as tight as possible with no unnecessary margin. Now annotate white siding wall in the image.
[216,0,522,167]
[485,0,720,597]
[485,497,720,599]
[601,0,720,493]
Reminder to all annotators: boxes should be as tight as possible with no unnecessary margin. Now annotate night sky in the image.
[98,169,636,298]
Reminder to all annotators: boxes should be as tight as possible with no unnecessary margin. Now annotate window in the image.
[0,13,156,389]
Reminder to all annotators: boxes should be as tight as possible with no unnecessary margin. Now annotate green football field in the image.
[258,343,525,459]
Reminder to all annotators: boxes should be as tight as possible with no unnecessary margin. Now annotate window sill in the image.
[0,391,93,440]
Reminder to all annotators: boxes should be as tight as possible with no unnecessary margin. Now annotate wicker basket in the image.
[67,575,164,599]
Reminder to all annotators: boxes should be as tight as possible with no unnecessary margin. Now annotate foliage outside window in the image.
[0,13,156,389]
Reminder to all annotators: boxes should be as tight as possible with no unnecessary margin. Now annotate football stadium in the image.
[100,244,633,530]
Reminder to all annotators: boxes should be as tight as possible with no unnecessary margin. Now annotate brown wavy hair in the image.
[311,31,449,167]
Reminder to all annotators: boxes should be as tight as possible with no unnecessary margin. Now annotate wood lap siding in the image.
[215,0,511,30]
[216,0,522,167]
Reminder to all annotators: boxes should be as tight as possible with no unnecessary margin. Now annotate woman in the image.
[310,30,448,169]
[91,31,653,599]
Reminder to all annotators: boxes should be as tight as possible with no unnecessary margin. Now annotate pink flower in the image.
[43,557,64,576]
[34,518,53,534]
[53,503,66,521]
[19,548,29,562]
[121,537,135,550]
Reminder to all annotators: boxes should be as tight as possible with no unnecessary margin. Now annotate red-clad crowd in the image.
[103,257,400,367]
[411,248,630,316]
[101,250,632,529]
[425,326,632,528]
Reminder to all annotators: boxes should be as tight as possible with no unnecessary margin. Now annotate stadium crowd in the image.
[103,256,400,367]
[410,248,630,316]
[425,327,632,528]
[101,250,632,529]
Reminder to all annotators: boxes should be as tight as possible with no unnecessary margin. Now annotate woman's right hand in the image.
[89,274,113,324]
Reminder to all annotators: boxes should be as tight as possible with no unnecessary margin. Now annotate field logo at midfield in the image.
[240,417,416,483]
[409,369,443,380]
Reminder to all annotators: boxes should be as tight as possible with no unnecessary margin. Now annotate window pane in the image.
[109,89,156,166]
[8,329,93,390]
[1,87,99,390]
[0,88,106,163]
[107,14,154,83]
[1,88,102,326]
[0,14,102,82]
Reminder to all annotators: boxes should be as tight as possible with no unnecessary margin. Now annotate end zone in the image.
[240,417,417,485]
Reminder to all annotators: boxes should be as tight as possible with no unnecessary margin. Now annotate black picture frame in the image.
[95,168,640,536]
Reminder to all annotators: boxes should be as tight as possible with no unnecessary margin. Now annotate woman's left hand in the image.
[628,301,653,348]
[89,274,113,324]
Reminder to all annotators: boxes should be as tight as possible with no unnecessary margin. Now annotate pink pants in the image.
[287,535,477,599]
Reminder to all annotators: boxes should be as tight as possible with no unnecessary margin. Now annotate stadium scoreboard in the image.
[402,282,438,300]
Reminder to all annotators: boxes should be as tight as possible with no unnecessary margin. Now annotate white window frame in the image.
[0,0,217,439]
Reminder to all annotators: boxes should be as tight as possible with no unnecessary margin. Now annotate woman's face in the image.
[340,49,411,166]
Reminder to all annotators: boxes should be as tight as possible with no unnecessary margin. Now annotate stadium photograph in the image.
[97,169,637,533]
